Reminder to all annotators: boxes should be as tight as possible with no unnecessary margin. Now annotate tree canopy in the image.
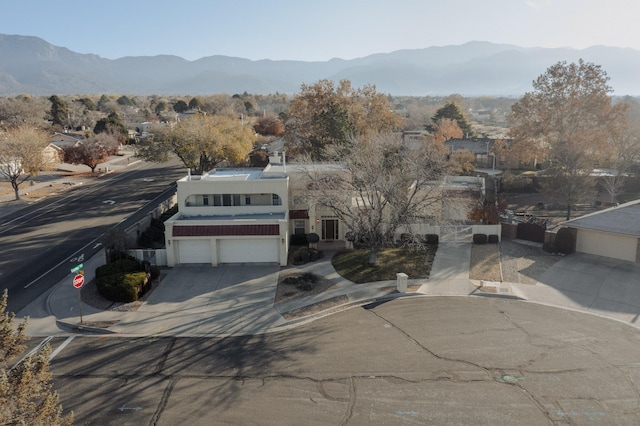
[427,102,475,138]
[284,79,402,160]
[0,126,51,200]
[301,132,449,263]
[509,59,627,219]
[138,114,255,174]
[63,133,119,173]
[48,95,68,128]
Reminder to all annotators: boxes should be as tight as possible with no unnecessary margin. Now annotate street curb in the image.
[271,291,421,332]
[55,320,118,335]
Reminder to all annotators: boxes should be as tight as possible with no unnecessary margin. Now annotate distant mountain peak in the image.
[0,33,638,96]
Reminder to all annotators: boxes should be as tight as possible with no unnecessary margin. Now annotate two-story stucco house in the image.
[164,158,290,266]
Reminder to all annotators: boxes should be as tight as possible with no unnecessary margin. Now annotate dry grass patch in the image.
[332,247,436,284]
[469,243,502,281]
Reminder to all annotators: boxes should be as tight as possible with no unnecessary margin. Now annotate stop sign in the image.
[72,274,85,289]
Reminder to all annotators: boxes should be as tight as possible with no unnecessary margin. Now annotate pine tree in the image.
[0,290,73,425]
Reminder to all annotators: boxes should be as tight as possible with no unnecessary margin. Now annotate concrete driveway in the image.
[511,252,640,326]
[108,264,285,337]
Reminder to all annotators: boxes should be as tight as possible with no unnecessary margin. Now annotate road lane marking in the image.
[49,336,74,361]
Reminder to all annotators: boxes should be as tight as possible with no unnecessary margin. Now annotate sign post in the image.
[72,272,85,324]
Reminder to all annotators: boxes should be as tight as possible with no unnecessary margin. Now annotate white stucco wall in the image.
[576,229,638,262]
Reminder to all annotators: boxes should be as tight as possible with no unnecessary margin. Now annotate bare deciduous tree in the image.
[301,133,449,264]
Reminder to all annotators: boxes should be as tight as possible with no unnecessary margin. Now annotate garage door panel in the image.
[577,230,636,262]
[219,239,279,263]
[178,240,212,264]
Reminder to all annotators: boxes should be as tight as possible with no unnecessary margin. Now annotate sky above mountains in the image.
[3,0,640,61]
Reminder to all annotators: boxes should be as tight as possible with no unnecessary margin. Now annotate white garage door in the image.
[576,229,637,262]
[219,239,279,263]
[178,239,212,264]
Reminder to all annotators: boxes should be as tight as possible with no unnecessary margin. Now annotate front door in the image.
[322,219,339,240]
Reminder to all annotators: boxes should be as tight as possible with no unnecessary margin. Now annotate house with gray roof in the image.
[562,199,640,263]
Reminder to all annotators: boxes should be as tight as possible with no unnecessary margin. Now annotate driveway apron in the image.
[109,264,284,336]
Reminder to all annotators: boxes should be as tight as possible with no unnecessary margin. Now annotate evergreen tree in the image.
[427,102,475,137]
[0,290,73,425]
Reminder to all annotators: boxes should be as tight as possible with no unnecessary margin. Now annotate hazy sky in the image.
[2,0,639,61]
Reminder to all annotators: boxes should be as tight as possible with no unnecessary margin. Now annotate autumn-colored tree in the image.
[0,126,52,200]
[509,59,627,219]
[427,102,475,138]
[0,290,73,425]
[284,79,402,160]
[253,115,284,136]
[431,118,463,143]
[448,150,476,176]
[138,114,255,174]
[63,133,119,173]
[468,197,507,224]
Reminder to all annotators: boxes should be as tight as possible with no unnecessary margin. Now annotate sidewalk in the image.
[0,147,139,219]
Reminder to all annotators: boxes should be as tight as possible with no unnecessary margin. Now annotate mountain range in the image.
[1,34,640,97]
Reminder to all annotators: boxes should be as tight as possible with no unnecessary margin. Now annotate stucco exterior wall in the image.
[576,229,638,262]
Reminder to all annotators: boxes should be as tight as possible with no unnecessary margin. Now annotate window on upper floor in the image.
[272,193,282,206]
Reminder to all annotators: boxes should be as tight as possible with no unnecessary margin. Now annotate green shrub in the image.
[150,266,161,280]
[555,227,576,255]
[424,234,439,245]
[96,271,148,303]
[96,259,140,278]
[291,247,323,264]
[150,217,165,231]
[487,235,499,244]
[290,234,308,246]
[473,234,488,244]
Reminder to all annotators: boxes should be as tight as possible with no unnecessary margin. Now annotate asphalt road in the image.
[0,158,185,313]
[41,297,640,425]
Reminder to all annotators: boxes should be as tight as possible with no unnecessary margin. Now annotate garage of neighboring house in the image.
[562,199,640,263]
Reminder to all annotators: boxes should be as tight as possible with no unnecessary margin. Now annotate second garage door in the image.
[218,239,279,264]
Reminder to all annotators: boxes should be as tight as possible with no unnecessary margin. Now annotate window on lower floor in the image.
[294,220,306,235]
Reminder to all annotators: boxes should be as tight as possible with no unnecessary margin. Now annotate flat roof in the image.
[178,212,286,221]
[181,168,287,182]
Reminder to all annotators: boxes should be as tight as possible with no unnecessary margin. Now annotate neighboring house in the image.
[50,132,84,148]
[561,199,640,263]
[445,138,500,169]
[42,143,64,167]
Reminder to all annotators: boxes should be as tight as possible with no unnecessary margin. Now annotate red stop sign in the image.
[72,274,85,289]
